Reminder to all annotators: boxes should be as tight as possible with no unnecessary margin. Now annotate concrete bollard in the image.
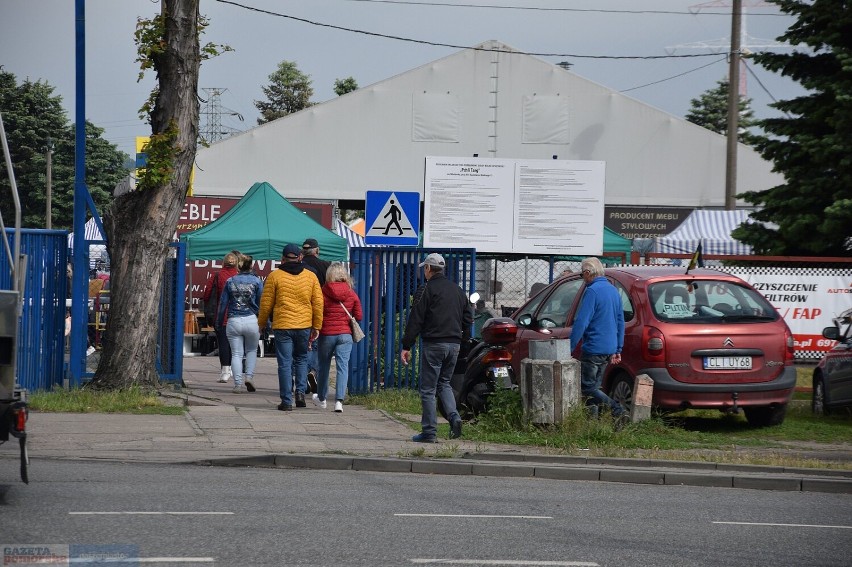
[520,358,580,424]
[631,374,654,422]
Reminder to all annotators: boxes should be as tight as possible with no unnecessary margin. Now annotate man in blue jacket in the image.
[570,257,628,421]
[400,253,473,442]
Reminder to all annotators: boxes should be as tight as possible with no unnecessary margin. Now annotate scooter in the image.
[440,295,518,419]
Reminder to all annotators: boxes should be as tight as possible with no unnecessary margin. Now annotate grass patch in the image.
[28,386,185,415]
[795,365,813,389]
[350,388,422,415]
[351,387,851,469]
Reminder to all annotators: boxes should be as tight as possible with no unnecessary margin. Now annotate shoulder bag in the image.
[339,302,365,343]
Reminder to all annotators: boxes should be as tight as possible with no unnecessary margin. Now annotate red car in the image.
[507,266,797,426]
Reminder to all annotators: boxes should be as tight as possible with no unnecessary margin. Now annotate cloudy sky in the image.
[1,0,802,157]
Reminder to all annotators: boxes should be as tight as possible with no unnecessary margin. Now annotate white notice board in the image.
[424,157,605,255]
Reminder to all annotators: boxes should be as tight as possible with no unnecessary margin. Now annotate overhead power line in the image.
[620,56,728,93]
[338,0,787,17]
[215,0,727,59]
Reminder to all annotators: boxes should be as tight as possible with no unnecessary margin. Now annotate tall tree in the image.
[685,78,757,145]
[732,0,852,256]
[254,60,314,124]
[91,0,213,389]
[0,71,124,229]
[333,76,358,96]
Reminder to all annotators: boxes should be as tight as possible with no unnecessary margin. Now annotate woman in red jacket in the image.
[314,263,362,412]
[202,251,239,383]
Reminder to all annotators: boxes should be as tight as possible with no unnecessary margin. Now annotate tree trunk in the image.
[90,0,200,390]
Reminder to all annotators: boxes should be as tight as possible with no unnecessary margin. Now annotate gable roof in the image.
[180,182,348,261]
[193,40,782,209]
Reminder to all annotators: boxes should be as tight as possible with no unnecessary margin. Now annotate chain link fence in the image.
[475,254,629,316]
[475,253,852,318]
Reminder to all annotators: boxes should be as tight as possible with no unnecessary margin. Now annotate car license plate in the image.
[703,356,752,370]
[492,366,510,378]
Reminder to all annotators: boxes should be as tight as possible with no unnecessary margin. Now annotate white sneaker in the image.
[334,401,343,413]
[312,394,326,409]
[85,346,96,357]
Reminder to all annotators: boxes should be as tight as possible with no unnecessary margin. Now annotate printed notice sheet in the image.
[424,157,605,254]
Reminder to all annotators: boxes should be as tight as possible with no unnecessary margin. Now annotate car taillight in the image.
[785,328,795,362]
[482,348,512,364]
[643,326,665,362]
[13,407,27,432]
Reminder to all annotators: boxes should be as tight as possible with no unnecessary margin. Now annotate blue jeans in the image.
[419,342,461,437]
[580,353,625,417]
[318,333,353,402]
[226,315,260,385]
[293,342,319,378]
[274,328,310,406]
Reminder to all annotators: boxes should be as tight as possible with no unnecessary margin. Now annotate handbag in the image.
[339,302,365,343]
[203,274,218,325]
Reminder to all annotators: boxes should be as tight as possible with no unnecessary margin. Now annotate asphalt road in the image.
[2,457,851,566]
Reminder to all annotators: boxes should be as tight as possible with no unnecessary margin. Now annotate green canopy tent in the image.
[180,181,348,261]
[603,226,632,255]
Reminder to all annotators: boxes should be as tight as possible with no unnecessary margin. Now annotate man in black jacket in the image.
[301,238,331,286]
[300,238,331,392]
[400,253,472,442]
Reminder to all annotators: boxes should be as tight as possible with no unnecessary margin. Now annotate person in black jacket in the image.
[300,238,331,391]
[400,253,472,442]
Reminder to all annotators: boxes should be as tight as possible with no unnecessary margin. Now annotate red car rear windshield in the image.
[648,279,778,323]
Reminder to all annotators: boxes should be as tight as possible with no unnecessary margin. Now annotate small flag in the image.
[686,243,703,274]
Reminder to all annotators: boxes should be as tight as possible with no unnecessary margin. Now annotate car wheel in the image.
[744,404,787,427]
[812,376,831,416]
[608,373,634,412]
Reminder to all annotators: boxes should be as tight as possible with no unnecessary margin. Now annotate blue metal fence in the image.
[0,227,185,390]
[348,248,476,394]
[157,242,185,383]
[72,240,186,385]
[0,229,68,392]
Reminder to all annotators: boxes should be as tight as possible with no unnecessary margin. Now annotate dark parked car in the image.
[507,266,797,426]
[812,308,852,415]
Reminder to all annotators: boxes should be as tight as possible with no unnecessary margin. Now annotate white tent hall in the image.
[193,40,782,210]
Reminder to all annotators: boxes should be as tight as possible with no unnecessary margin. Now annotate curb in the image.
[197,453,852,494]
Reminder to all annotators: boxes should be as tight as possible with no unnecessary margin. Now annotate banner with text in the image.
[723,267,852,358]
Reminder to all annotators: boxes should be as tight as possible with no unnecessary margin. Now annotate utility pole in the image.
[725,0,742,210]
[45,138,54,228]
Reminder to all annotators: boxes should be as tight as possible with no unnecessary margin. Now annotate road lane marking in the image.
[69,512,234,515]
[395,514,552,519]
[713,521,852,529]
[410,560,598,566]
[128,559,214,564]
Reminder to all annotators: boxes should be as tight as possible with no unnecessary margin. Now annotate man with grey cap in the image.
[400,253,473,442]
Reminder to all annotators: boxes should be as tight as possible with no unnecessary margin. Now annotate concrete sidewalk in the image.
[16,355,852,494]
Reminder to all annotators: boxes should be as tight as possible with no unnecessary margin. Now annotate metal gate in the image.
[0,229,68,391]
[71,240,186,385]
[0,228,185,391]
[348,247,476,393]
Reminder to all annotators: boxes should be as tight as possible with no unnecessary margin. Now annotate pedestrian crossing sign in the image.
[364,191,420,245]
